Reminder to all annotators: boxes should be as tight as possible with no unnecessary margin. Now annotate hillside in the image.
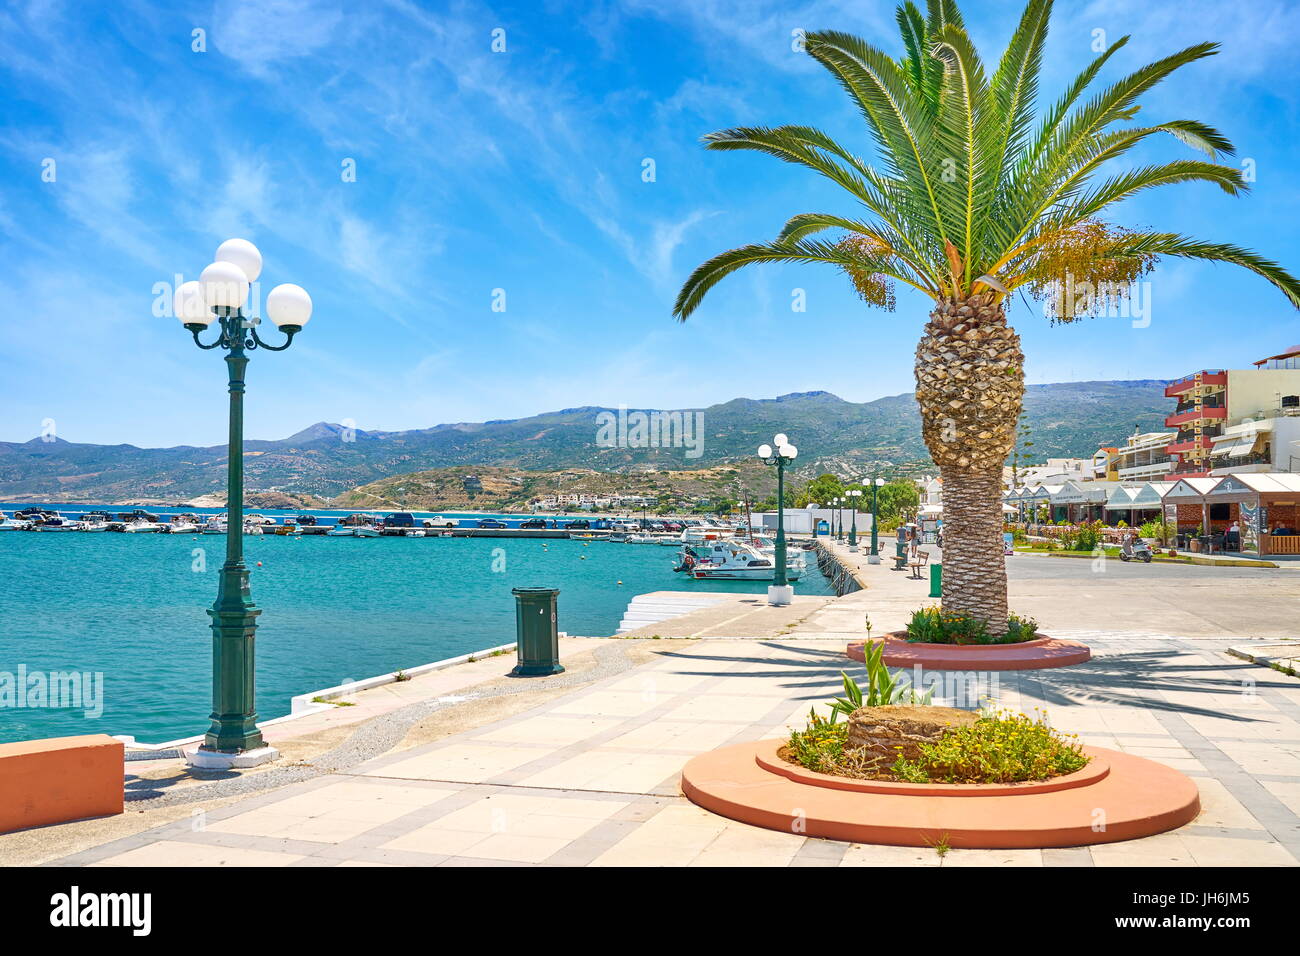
[0,381,1171,503]
[331,463,775,513]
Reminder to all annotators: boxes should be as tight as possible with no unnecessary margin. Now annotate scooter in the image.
[1119,538,1153,563]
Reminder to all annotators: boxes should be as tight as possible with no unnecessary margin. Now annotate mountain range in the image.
[0,380,1172,503]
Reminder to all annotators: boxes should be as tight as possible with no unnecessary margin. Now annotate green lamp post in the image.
[758,435,797,606]
[176,239,313,768]
[847,488,862,551]
[869,476,885,565]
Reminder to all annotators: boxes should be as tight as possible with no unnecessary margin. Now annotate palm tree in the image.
[673,0,1300,631]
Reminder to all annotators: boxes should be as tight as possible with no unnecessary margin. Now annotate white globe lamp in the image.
[199,260,250,309]
[214,238,263,282]
[174,280,213,326]
[266,283,313,329]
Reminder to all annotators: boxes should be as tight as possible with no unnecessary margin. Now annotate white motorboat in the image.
[167,513,201,534]
[201,516,228,534]
[353,526,379,538]
[680,521,736,546]
[326,525,355,537]
[0,512,28,531]
[676,540,803,581]
[404,529,426,537]
[78,519,111,532]
[243,520,264,535]
[122,518,162,532]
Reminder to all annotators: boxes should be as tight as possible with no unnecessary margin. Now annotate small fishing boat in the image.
[243,520,264,535]
[404,529,426,537]
[201,515,228,534]
[122,517,162,532]
[36,512,81,532]
[353,525,379,538]
[0,511,29,531]
[326,525,355,537]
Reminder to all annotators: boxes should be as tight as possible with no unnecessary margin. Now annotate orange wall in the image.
[0,734,123,833]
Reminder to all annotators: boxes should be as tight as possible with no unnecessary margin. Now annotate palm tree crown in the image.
[674,0,1300,322]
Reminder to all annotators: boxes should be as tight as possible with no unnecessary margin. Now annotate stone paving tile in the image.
[91,841,306,867]
[40,619,1300,868]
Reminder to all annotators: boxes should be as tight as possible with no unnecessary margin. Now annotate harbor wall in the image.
[810,540,864,595]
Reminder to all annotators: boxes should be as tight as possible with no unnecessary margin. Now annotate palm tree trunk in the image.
[914,292,1024,633]
[937,463,1008,628]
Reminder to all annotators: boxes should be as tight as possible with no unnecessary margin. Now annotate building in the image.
[1162,473,1300,556]
[1004,458,1088,490]
[1114,430,1175,482]
[1090,447,1119,481]
[1164,348,1300,477]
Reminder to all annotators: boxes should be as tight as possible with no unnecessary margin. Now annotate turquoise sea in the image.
[0,530,831,745]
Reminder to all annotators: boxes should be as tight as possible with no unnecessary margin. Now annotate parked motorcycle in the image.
[1119,537,1153,563]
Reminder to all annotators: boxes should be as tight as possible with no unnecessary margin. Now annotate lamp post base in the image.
[767,584,794,606]
[187,745,280,770]
[867,554,882,565]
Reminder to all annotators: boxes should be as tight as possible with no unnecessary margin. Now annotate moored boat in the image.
[675,540,803,581]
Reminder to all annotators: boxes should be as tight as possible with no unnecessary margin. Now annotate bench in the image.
[908,549,930,579]
[0,734,123,833]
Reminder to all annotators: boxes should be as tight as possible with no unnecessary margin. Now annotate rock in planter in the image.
[845,705,979,769]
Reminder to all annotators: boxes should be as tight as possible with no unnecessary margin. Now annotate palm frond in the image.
[673,239,916,321]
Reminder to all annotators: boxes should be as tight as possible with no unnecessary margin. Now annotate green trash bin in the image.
[511,587,565,676]
[929,562,942,598]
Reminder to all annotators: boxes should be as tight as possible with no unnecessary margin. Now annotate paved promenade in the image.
[8,540,1300,867]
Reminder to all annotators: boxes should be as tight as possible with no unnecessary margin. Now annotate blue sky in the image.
[1,0,1298,447]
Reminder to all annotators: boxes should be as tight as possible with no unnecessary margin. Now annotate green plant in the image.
[891,710,1089,784]
[786,710,851,774]
[1138,517,1173,546]
[828,643,933,720]
[1005,613,1040,642]
[905,606,1037,644]
[393,670,412,682]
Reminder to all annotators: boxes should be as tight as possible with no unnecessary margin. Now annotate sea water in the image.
[0,532,832,744]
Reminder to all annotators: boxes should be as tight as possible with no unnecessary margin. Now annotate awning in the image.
[1226,437,1262,458]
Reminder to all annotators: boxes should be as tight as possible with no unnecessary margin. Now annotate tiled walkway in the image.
[48,630,1300,867]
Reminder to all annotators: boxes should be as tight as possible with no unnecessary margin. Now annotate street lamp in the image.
[177,238,312,769]
[847,488,862,551]
[758,435,797,606]
[869,477,885,564]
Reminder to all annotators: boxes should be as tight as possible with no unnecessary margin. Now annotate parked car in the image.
[519,518,547,529]
[382,512,416,528]
[564,519,591,530]
[477,518,508,529]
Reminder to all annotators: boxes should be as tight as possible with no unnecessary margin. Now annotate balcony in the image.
[1166,437,1213,455]
[1164,405,1227,428]
[1164,370,1227,398]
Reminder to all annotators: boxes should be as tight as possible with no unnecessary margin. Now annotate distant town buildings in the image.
[529,493,657,511]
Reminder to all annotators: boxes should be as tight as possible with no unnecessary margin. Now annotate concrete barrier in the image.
[0,734,123,833]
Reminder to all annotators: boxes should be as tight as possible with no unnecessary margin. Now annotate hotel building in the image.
[1165,346,1300,478]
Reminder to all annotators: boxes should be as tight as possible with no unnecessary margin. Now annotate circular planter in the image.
[681,739,1200,849]
[756,745,1109,796]
[847,632,1090,671]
